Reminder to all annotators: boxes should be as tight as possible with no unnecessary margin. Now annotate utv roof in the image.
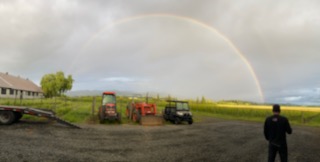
[166,100,189,103]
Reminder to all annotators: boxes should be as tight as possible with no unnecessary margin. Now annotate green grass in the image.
[1,97,320,127]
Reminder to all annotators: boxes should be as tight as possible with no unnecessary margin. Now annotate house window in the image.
[1,88,6,95]
[10,89,14,95]
[28,91,31,96]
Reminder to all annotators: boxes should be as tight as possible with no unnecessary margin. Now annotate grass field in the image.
[1,96,320,127]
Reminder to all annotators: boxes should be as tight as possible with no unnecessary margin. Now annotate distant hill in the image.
[66,90,166,97]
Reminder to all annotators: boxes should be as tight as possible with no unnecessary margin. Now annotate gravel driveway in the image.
[1,118,319,162]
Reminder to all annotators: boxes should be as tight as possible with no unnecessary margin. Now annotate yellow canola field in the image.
[218,104,320,112]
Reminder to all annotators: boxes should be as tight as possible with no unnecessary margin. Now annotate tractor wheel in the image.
[99,113,104,123]
[174,118,181,124]
[117,113,122,123]
[0,111,16,125]
[99,114,104,123]
[136,111,141,123]
[133,111,141,123]
[133,113,138,122]
[126,108,130,119]
[99,108,105,124]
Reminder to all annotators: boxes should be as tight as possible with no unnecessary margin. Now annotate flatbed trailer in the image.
[0,105,80,129]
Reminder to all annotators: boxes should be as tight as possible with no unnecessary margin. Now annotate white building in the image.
[0,72,43,99]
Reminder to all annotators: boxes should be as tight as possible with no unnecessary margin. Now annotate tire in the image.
[163,111,168,121]
[126,107,129,119]
[163,115,168,121]
[188,119,193,125]
[136,110,141,123]
[99,107,105,124]
[133,111,141,123]
[174,118,181,124]
[14,112,23,123]
[117,113,122,123]
[0,111,16,125]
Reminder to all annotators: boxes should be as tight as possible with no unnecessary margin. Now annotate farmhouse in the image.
[0,72,43,99]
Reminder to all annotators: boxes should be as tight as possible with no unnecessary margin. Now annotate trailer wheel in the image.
[14,112,23,123]
[0,111,16,125]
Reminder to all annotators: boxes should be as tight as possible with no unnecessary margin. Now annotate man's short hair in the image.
[273,104,281,112]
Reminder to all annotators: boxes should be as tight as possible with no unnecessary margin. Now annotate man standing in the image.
[264,104,292,162]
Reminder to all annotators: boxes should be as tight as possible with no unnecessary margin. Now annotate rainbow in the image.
[74,13,265,103]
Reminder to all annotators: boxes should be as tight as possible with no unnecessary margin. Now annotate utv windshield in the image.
[102,95,116,104]
[176,102,189,111]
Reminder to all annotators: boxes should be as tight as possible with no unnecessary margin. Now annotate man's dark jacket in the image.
[264,114,292,146]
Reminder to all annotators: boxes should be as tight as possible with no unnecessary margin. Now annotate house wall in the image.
[0,87,43,99]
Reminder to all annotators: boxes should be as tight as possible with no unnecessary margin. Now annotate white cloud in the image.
[283,96,303,102]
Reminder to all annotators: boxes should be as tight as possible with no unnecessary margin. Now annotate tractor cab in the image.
[163,100,193,124]
[98,92,121,123]
[102,92,116,106]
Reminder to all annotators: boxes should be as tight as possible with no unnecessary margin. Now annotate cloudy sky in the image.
[1,0,320,105]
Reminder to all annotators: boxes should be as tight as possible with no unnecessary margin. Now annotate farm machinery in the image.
[98,91,121,123]
[0,105,80,128]
[126,96,163,126]
[163,100,193,124]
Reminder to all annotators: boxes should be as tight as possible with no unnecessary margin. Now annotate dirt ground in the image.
[1,118,320,162]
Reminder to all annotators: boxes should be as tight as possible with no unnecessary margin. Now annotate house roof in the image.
[0,72,43,93]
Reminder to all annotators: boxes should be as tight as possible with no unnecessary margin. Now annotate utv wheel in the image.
[0,111,16,125]
[188,120,193,125]
[174,118,181,124]
[163,114,169,121]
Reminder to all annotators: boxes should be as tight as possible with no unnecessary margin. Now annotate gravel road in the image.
[1,118,320,162]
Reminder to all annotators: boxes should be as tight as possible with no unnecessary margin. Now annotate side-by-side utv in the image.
[163,100,193,125]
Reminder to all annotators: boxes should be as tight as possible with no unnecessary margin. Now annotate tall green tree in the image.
[40,71,74,98]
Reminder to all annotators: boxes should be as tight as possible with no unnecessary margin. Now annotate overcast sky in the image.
[1,0,320,105]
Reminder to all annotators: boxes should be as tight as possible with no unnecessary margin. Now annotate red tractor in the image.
[126,97,163,126]
[98,92,121,123]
